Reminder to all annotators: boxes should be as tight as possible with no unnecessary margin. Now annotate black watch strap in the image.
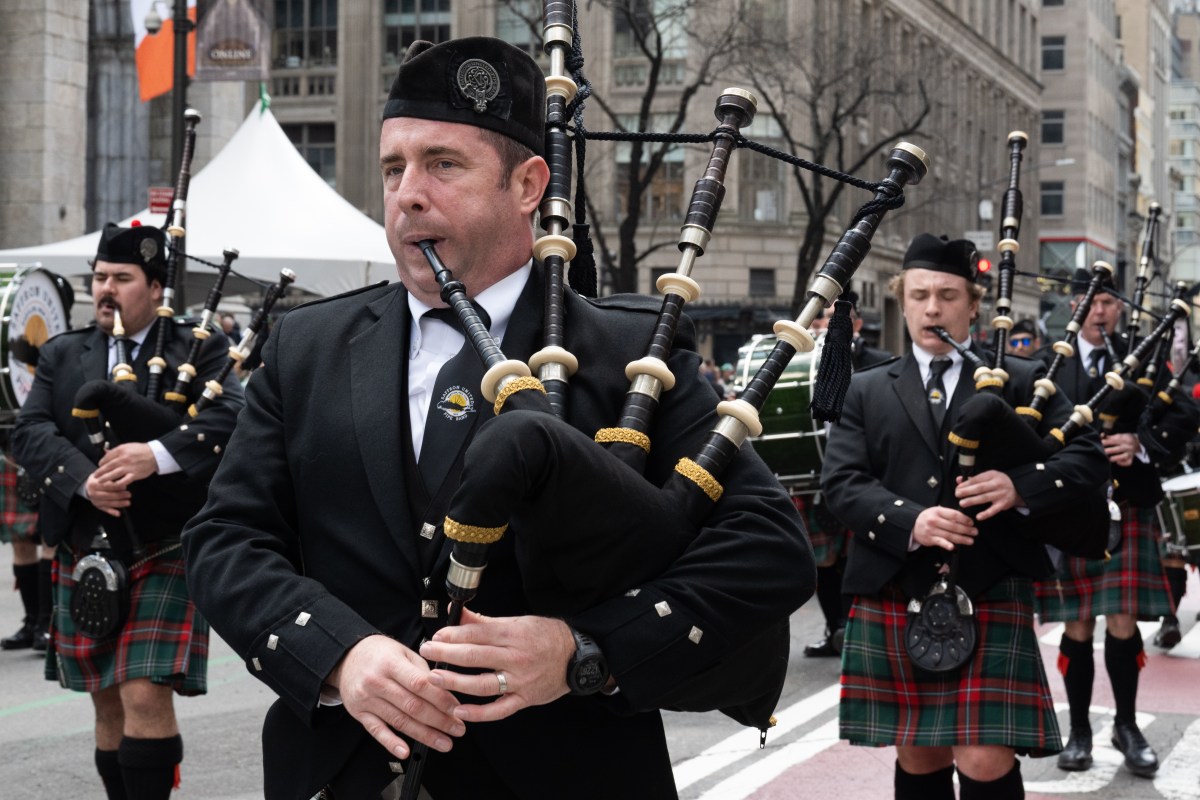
[566,626,609,695]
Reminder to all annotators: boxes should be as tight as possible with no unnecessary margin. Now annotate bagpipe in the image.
[400,3,928,794]
[70,109,294,446]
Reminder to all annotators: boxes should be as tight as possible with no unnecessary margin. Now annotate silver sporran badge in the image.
[456,58,500,113]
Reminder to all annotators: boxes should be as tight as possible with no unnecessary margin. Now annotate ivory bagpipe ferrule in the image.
[110,310,137,385]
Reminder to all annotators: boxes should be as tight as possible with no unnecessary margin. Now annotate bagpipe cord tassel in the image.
[811,297,855,422]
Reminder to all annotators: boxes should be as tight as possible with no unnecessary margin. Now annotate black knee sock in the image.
[1059,634,1094,730]
[118,735,182,800]
[958,760,1023,800]
[95,748,127,800]
[1166,566,1187,618]
[1105,629,1144,724]
[36,557,53,631]
[894,761,955,800]
[12,562,38,625]
[815,565,844,633]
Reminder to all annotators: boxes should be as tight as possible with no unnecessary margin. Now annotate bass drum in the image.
[1157,470,1200,568]
[0,266,72,422]
[733,332,825,494]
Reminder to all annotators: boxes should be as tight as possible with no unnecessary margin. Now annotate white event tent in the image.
[0,104,398,300]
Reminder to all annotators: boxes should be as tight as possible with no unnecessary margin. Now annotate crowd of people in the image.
[2,32,1196,800]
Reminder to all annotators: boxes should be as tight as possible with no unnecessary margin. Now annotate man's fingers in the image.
[452,695,525,723]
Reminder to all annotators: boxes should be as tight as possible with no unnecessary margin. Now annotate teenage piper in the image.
[822,234,1107,800]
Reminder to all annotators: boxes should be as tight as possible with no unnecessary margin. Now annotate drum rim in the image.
[0,267,71,411]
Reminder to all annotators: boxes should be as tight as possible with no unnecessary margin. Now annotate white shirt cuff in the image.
[147,440,181,475]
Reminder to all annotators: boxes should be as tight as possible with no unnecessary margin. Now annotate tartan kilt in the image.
[46,545,208,695]
[0,460,38,544]
[793,494,849,568]
[840,576,1061,756]
[1034,506,1174,622]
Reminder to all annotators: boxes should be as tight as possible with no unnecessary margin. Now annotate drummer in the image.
[803,292,893,659]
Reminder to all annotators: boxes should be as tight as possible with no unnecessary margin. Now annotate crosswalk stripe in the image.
[672,683,841,791]
[1166,618,1200,659]
[1155,717,1200,800]
[694,718,841,800]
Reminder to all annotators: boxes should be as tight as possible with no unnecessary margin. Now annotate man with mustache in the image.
[12,223,244,800]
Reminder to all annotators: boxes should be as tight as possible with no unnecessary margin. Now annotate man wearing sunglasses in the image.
[1006,319,1040,357]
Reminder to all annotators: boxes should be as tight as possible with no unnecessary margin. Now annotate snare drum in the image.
[0,266,72,420]
[1157,471,1200,567]
[734,333,825,494]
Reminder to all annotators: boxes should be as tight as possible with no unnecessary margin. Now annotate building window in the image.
[1041,110,1064,145]
[739,116,786,223]
[613,0,687,59]
[283,123,336,189]
[749,268,776,298]
[1042,0,1063,6]
[649,267,671,293]
[1041,35,1065,71]
[274,0,338,68]
[383,0,452,66]
[495,1,539,56]
[1040,180,1064,216]
[614,114,686,221]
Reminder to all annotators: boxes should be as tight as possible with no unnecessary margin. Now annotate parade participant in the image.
[804,291,892,659]
[1007,318,1040,357]
[0,447,50,652]
[182,36,810,800]
[822,234,1108,800]
[1033,270,1195,778]
[12,223,244,800]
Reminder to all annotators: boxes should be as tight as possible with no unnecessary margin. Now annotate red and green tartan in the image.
[793,493,849,568]
[0,460,37,544]
[840,577,1061,756]
[46,546,208,695]
[1034,506,1174,622]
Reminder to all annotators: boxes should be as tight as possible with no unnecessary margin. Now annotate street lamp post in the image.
[144,0,194,306]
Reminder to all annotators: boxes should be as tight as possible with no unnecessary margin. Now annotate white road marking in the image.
[1155,717,1200,800]
[694,718,842,800]
[1025,705,1156,794]
[672,683,840,791]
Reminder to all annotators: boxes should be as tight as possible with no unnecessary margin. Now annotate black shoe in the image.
[831,627,845,654]
[0,623,34,651]
[1154,618,1182,649]
[30,629,49,652]
[1112,719,1158,777]
[1057,726,1093,771]
[803,634,839,658]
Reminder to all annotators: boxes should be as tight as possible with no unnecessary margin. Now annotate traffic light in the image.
[976,257,993,289]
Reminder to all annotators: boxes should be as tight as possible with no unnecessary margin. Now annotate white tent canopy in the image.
[0,105,398,300]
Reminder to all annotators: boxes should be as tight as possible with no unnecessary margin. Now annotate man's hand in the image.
[420,608,575,723]
[955,470,1024,521]
[1101,432,1139,467]
[325,635,465,760]
[912,506,977,551]
[84,471,130,517]
[94,443,159,488]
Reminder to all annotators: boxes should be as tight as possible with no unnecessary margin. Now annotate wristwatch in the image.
[566,626,609,695]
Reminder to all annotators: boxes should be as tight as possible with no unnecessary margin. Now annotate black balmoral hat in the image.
[902,233,980,283]
[382,37,545,157]
[95,222,168,285]
[1070,266,1114,295]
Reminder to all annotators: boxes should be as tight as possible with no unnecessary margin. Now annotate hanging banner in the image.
[194,0,272,82]
[131,0,198,102]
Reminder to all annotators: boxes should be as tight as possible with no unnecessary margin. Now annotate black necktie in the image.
[926,357,952,429]
[417,305,491,494]
[1087,348,1105,379]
